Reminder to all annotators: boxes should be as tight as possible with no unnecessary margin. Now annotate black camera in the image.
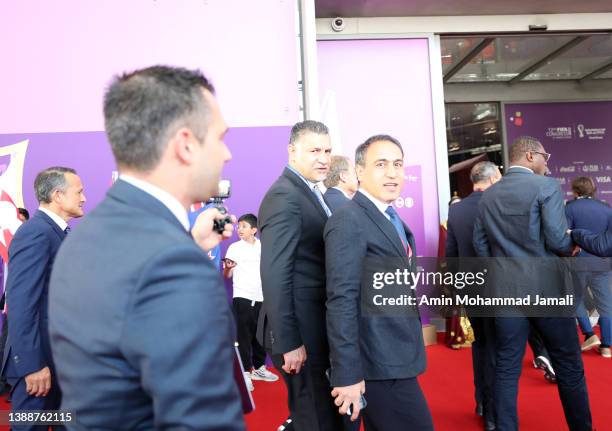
[210,179,232,234]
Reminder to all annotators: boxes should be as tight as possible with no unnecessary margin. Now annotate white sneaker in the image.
[251,365,279,382]
[581,334,601,351]
[243,371,254,391]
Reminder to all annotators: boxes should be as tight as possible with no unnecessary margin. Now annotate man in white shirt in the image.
[224,213,278,391]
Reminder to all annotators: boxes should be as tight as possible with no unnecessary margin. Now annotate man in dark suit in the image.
[446,161,501,430]
[3,167,85,430]
[565,176,612,358]
[259,120,342,431]
[323,155,358,212]
[48,66,244,429]
[325,135,433,430]
[473,136,592,431]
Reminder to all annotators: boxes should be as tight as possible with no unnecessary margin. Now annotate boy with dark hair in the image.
[225,213,278,391]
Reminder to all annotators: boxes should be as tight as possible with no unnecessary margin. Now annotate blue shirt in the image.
[188,203,222,269]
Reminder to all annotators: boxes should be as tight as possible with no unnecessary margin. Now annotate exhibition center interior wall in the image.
[0,0,299,227]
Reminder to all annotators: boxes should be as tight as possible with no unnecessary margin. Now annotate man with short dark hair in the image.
[323,155,358,211]
[473,136,592,430]
[566,176,612,358]
[3,166,85,430]
[325,134,433,431]
[48,66,244,430]
[259,120,342,431]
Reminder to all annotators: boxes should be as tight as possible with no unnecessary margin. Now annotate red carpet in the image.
[245,333,611,431]
[0,333,608,430]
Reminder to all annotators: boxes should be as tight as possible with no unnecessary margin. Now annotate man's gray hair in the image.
[34,167,77,204]
[289,120,329,145]
[323,155,350,188]
[470,161,498,185]
[509,136,543,164]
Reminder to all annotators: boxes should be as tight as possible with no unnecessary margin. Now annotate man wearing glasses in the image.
[473,136,592,431]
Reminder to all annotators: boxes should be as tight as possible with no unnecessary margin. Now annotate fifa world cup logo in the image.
[577,124,585,138]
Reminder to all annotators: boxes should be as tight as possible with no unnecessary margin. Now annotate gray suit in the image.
[49,180,244,430]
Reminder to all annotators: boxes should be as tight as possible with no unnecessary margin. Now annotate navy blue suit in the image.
[325,191,432,431]
[49,180,244,430]
[566,197,612,347]
[446,191,496,423]
[473,167,592,431]
[572,228,612,257]
[323,187,351,212]
[2,210,66,430]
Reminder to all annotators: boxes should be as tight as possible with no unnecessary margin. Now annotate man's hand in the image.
[25,366,51,397]
[572,245,581,256]
[282,345,307,375]
[331,380,365,422]
[191,208,236,251]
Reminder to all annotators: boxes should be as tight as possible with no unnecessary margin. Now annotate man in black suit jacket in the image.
[259,120,342,431]
[323,155,358,212]
[446,161,501,430]
[325,135,433,430]
[48,66,243,429]
[473,136,592,431]
[3,167,85,430]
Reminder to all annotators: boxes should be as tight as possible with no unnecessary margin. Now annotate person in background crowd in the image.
[224,213,278,392]
[16,208,29,223]
[259,120,343,431]
[323,155,359,212]
[446,161,501,430]
[3,167,85,430]
[48,66,244,430]
[473,136,592,431]
[565,176,612,359]
[325,135,433,431]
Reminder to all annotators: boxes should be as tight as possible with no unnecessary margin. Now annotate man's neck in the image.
[120,168,192,210]
[335,185,355,199]
[39,204,70,222]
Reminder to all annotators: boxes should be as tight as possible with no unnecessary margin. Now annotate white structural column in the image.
[298,0,321,120]
[429,34,451,223]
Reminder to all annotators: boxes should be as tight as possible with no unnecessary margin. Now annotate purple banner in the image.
[505,101,612,202]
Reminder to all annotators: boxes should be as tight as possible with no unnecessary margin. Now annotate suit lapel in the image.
[354,192,410,262]
[282,168,328,220]
[35,210,65,241]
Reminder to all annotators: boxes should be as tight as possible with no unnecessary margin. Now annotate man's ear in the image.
[173,128,195,165]
[355,164,364,182]
[339,171,348,184]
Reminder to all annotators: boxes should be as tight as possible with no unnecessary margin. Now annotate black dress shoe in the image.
[475,403,484,417]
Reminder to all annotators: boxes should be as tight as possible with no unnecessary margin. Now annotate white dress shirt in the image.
[38,207,68,231]
[120,175,190,231]
[358,188,392,220]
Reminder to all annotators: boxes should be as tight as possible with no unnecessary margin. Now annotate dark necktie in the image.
[385,206,412,258]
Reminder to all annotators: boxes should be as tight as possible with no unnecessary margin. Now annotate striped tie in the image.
[385,206,412,258]
[313,184,332,217]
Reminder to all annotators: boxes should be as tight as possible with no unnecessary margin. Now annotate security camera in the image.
[331,17,345,32]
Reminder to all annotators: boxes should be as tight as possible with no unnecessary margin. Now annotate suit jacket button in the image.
[14,355,19,363]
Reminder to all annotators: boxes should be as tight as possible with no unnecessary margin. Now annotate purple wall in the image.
[0,0,299,134]
[0,127,291,230]
[317,38,440,256]
[505,101,612,202]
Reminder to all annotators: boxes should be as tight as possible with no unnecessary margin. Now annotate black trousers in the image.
[362,378,433,431]
[232,297,266,370]
[271,354,343,431]
[494,317,592,431]
[470,316,496,423]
